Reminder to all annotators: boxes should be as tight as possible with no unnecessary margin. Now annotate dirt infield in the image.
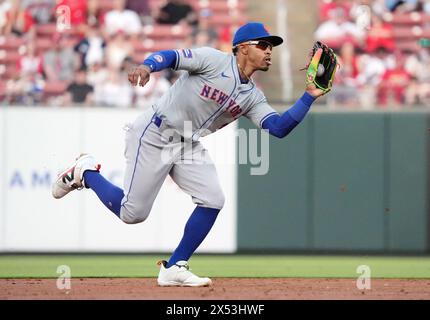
[1,278,430,300]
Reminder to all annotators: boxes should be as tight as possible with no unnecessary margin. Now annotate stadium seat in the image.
[35,24,58,37]
[196,1,246,13]
[423,29,430,38]
[35,36,77,52]
[0,48,21,60]
[0,36,25,49]
[35,24,83,40]
[35,37,53,52]
[392,26,425,39]
[385,12,424,25]
[43,81,68,100]
[0,79,6,99]
[395,39,420,51]
[142,24,192,39]
[97,0,116,12]
[0,64,18,79]
[209,14,246,28]
[148,0,246,17]
[134,38,186,55]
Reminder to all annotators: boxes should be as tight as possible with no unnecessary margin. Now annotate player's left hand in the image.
[128,65,151,87]
[305,82,327,99]
[303,42,339,98]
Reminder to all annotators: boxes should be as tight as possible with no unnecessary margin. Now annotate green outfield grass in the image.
[0,255,429,279]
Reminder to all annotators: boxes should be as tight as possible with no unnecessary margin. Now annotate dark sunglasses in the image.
[244,40,273,51]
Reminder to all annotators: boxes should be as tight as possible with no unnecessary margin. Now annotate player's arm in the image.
[245,91,316,139]
[261,92,315,139]
[128,47,219,86]
[128,50,177,87]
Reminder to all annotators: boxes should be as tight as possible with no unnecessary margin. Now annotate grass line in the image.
[0,255,429,279]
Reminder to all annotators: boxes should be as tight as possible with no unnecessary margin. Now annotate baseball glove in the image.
[304,41,338,95]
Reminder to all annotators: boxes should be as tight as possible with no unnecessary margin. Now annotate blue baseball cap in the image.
[232,22,283,48]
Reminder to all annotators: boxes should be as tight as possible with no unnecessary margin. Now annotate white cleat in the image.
[157,260,212,287]
[52,154,101,199]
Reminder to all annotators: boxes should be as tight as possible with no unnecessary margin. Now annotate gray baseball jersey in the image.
[120,47,277,223]
[153,47,277,141]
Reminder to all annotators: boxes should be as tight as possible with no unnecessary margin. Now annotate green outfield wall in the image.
[237,111,429,253]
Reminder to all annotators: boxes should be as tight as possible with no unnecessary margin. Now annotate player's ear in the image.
[238,45,248,56]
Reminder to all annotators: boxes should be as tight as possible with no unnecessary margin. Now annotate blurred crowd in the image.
[1,0,429,109]
[0,0,244,107]
[316,0,430,108]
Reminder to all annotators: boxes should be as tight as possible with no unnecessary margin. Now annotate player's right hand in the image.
[128,65,151,87]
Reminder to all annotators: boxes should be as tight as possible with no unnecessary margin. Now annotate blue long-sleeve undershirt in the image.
[261,92,316,138]
[143,50,177,72]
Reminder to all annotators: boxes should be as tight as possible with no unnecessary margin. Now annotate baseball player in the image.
[52,22,337,287]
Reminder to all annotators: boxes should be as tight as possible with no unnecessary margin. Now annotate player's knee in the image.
[120,205,150,224]
[205,192,225,210]
[121,215,147,225]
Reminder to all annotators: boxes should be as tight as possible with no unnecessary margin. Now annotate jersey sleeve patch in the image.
[153,54,164,63]
[181,49,193,58]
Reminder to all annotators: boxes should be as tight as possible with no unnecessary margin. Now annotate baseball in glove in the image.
[304,41,338,95]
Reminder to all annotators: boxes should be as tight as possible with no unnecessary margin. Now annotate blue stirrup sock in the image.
[83,171,124,217]
[167,206,220,268]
